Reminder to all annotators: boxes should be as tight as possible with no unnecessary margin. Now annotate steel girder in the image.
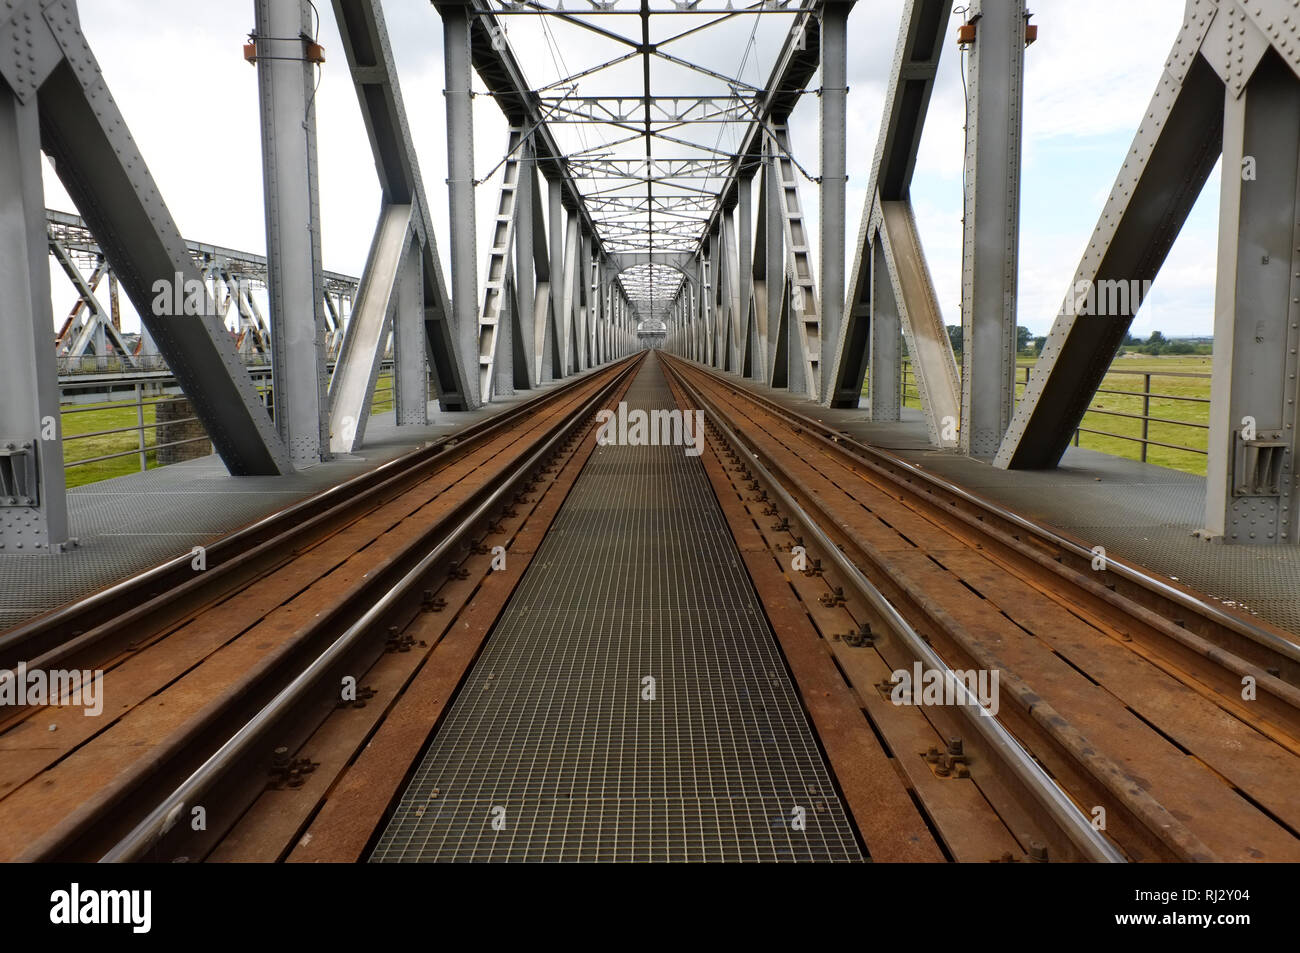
[736,170,759,381]
[516,139,549,390]
[818,0,849,403]
[2,0,293,489]
[444,3,483,403]
[879,199,960,443]
[1202,2,1300,543]
[559,216,581,376]
[328,203,414,452]
[760,137,783,386]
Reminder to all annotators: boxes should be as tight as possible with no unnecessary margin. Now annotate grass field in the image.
[896,353,1213,475]
[60,373,397,489]
[62,355,1212,490]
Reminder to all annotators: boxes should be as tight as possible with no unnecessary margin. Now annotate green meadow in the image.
[60,372,396,489]
[896,353,1212,475]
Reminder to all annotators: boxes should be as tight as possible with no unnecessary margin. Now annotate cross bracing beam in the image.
[482,1,805,16]
[770,124,821,399]
[878,198,960,444]
[537,94,759,125]
[331,0,471,415]
[565,157,735,179]
[694,4,825,243]
[829,0,955,420]
[995,6,1221,470]
[49,238,136,365]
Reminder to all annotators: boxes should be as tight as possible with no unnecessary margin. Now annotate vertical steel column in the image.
[256,0,330,468]
[575,226,588,371]
[605,280,613,361]
[560,217,580,376]
[738,172,760,381]
[723,208,742,372]
[819,1,849,404]
[959,0,1026,457]
[1204,55,1300,544]
[692,277,702,362]
[443,4,479,397]
[515,141,537,387]
[546,176,565,380]
[617,290,625,357]
[763,135,785,386]
[587,252,599,368]
[394,239,429,425]
[493,271,516,398]
[0,89,68,551]
[696,259,706,363]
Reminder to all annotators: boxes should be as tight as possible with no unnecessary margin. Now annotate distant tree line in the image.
[943,326,1039,357]
[928,327,1209,359]
[1120,331,1208,355]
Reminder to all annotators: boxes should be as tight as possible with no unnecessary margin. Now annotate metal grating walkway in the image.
[370,354,864,862]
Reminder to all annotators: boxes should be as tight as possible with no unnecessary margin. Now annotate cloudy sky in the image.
[45,0,1215,340]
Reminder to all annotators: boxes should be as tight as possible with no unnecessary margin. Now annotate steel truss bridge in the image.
[2,0,1298,553]
[3,0,1300,871]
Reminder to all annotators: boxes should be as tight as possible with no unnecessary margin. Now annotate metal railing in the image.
[57,354,273,376]
[60,362,397,478]
[897,359,1211,463]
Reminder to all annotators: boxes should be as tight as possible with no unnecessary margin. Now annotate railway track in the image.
[0,355,643,862]
[3,347,1294,864]
[660,353,1300,863]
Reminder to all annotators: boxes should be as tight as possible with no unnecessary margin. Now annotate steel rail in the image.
[677,361,1300,667]
[0,362,630,671]
[662,357,1127,863]
[97,355,642,862]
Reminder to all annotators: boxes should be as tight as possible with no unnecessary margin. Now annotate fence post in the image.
[1140,373,1151,463]
[136,382,147,473]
